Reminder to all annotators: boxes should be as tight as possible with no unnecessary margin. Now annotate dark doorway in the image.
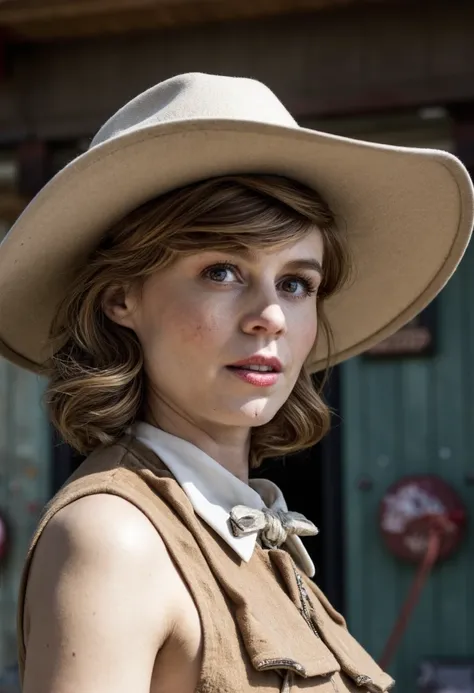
[250,367,344,612]
[50,427,85,493]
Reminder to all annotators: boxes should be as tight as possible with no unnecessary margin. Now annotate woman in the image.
[0,73,472,693]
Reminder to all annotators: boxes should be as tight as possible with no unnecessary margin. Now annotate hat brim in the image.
[0,119,472,373]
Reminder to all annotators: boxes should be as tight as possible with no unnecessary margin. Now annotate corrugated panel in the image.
[0,221,51,683]
[342,240,474,688]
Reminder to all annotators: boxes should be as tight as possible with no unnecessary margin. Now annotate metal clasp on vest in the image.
[294,569,320,638]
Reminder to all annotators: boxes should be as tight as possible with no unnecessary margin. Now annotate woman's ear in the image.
[102,284,138,329]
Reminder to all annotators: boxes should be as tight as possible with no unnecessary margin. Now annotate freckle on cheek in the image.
[179,321,207,344]
[193,318,219,340]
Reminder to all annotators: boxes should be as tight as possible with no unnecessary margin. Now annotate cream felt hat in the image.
[0,72,473,373]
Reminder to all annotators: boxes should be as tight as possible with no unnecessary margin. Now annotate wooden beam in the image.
[0,0,401,41]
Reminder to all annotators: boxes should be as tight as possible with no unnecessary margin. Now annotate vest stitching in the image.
[256,658,306,675]
[356,675,391,692]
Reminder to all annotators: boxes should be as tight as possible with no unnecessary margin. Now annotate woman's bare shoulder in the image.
[28,493,175,582]
[23,494,180,693]
[26,493,180,610]
[40,492,168,552]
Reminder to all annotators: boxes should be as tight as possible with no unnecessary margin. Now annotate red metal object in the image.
[379,475,466,563]
[377,476,467,670]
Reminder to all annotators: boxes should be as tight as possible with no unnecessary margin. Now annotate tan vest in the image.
[17,436,395,693]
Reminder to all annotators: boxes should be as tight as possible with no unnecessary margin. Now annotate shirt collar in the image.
[131,421,315,577]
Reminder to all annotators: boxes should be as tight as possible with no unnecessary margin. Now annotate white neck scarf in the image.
[131,421,316,577]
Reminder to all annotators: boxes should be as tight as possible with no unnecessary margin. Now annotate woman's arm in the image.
[22,494,179,693]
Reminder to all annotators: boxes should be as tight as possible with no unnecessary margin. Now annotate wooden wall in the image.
[0,1,473,142]
[342,237,474,689]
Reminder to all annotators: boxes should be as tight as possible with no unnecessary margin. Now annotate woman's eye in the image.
[279,276,318,298]
[203,264,238,283]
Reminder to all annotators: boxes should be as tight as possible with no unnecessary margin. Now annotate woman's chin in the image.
[237,399,283,426]
[207,394,286,427]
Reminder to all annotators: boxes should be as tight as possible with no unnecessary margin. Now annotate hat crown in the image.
[91,72,297,149]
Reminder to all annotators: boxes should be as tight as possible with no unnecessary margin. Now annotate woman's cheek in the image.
[301,332,317,364]
[295,312,318,354]
[177,312,222,347]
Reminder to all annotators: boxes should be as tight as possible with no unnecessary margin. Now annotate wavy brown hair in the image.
[45,175,350,468]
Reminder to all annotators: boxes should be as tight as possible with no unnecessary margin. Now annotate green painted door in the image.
[342,242,474,690]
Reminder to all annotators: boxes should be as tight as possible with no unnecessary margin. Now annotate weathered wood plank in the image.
[0,0,408,40]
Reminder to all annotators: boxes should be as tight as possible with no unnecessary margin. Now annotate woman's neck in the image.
[145,399,251,483]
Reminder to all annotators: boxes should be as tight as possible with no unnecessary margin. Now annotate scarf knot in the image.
[229,504,318,549]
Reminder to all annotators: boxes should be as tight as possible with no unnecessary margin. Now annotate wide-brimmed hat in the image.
[0,72,473,373]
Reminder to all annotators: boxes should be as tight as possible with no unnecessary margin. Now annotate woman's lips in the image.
[226,366,281,387]
[230,355,282,372]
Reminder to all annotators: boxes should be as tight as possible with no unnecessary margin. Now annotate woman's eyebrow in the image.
[284,259,323,275]
[207,249,323,276]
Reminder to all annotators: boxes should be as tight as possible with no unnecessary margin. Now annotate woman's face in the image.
[110,230,324,431]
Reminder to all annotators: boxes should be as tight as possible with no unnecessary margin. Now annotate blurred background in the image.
[0,0,473,691]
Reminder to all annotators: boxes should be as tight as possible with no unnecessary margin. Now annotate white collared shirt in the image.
[131,421,316,577]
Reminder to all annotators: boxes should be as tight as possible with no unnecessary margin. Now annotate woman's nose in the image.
[240,302,287,337]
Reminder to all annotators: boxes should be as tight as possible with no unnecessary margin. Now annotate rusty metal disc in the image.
[379,475,466,563]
